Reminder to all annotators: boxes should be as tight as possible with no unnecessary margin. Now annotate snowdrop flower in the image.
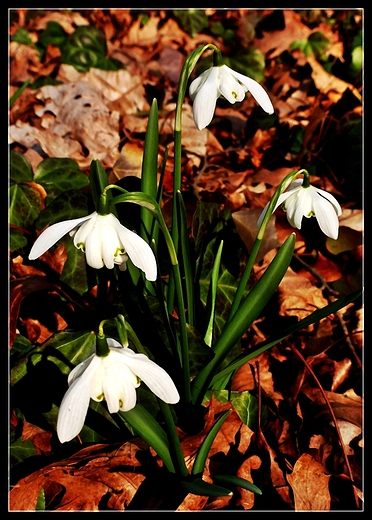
[28,211,157,280]
[57,338,180,443]
[258,178,342,240]
[189,64,274,130]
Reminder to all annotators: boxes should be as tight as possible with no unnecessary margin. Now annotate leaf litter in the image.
[9,8,363,511]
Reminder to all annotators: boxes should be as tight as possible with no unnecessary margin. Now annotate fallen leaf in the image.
[307,54,362,102]
[278,267,328,321]
[232,207,279,262]
[287,452,331,511]
[9,441,148,511]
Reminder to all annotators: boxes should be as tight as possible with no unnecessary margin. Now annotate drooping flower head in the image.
[57,338,180,443]
[257,178,342,240]
[189,63,274,130]
[28,211,157,281]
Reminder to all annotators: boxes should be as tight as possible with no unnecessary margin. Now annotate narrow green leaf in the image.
[212,474,262,495]
[191,233,296,405]
[192,409,231,475]
[35,487,46,510]
[9,78,31,108]
[119,404,175,474]
[204,240,223,347]
[89,159,116,216]
[177,190,195,326]
[211,288,363,385]
[180,478,232,497]
[157,399,188,478]
[141,98,159,243]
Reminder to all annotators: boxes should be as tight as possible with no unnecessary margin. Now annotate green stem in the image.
[157,399,188,477]
[226,169,305,324]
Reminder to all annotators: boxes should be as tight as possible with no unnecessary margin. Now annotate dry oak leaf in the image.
[278,267,328,321]
[10,41,48,83]
[9,441,147,511]
[56,65,149,113]
[10,81,120,169]
[231,352,283,404]
[33,10,90,33]
[287,452,331,511]
[235,455,262,510]
[303,387,363,429]
[254,10,312,58]
[22,422,53,456]
[257,430,293,507]
[307,54,362,102]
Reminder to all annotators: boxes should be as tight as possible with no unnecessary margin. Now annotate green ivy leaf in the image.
[10,330,96,386]
[37,21,68,49]
[173,9,209,38]
[9,229,28,252]
[10,437,37,467]
[11,27,32,45]
[9,183,44,230]
[34,189,90,231]
[34,158,89,205]
[59,239,90,295]
[226,48,267,82]
[10,150,33,183]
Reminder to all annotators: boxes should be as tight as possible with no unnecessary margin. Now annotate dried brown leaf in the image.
[232,208,279,262]
[287,452,331,511]
[9,441,147,511]
[235,455,262,510]
[278,267,328,321]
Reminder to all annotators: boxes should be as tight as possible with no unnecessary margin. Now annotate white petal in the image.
[314,187,342,216]
[226,66,274,114]
[57,370,93,443]
[103,359,138,413]
[99,214,125,269]
[89,358,107,402]
[189,68,212,99]
[67,352,96,385]
[116,348,180,404]
[114,222,157,281]
[72,212,98,245]
[107,338,123,348]
[191,68,220,130]
[312,191,340,239]
[28,214,92,260]
[218,67,246,103]
[85,215,120,270]
[256,189,296,228]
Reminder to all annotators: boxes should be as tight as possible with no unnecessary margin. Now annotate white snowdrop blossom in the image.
[257,179,342,240]
[189,64,274,130]
[28,211,157,281]
[57,338,180,443]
